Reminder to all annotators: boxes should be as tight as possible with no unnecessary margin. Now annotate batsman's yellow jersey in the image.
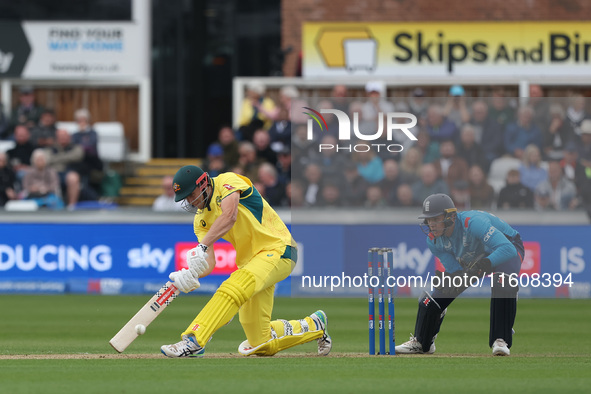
[192,172,295,267]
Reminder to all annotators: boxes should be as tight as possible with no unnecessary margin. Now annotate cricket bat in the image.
[109,281,180,353]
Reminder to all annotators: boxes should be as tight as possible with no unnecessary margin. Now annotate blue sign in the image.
[0,222,589,297]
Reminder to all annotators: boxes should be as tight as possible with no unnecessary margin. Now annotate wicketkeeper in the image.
[395,193,524,356]
[160,165,331,357]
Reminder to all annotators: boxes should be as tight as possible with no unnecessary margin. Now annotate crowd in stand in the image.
[5,83,590,217]
[0,87,103,210]
[201,80,591,220]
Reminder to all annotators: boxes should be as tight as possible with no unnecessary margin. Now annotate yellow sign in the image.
[316,27,373,68]
[303,22,591,77]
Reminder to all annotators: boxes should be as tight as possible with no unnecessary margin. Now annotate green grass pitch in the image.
[0,294,589,393]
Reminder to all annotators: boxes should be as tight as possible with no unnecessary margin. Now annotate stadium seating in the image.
[93,122,127,163]
[488,157,522,194]
[0,140,15,153]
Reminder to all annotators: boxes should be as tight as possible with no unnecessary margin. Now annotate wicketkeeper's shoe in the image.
[160,334,205,358]
[310,310,332,356]
[492,338,510,356]
[394,335,436,354]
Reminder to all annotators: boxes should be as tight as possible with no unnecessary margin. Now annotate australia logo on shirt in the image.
[216,196,222,206]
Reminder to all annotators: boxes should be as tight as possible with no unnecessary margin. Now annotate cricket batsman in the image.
[395,193,524,356]
[160,165,331,357]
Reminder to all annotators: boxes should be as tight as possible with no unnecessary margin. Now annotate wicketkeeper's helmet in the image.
[419,193,457,235]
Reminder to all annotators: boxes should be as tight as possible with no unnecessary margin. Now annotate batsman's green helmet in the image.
[172,165,209,202]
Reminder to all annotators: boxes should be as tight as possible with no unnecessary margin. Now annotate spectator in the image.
[318,180,343,208]
[30,109,57,148]
[471,100,506,163]
[0,152,17,206]
[561,142,583,184]
[276,146,291,185]
[543,104,577,161]
[237,141,263,182]
[9,86,44,133]
[433,140,469,191]
[202,143,226,178]
[379,159,402,206]
[330,84,349,114]
[359,81,394,136]
[449,180,471,210]
[300,99,339,140]
[153,175,183,212]
[443,85,470,129]
[22,149,64,210]
[411,163,449,204]
[467,165,495,209]
[577,120,591,168]
[488,88,515,131]
[425,104,458,143]
[341,161,369,207]
[396,183,418,207]
[355,149,384,184]
[315,134,347,181]
[348,100,364,120]
[303,162,323,206]
[238,80,279,141]
[566,94,589,133]
[291,123,315,176]
[361,81,394,122]
[415,129,440,164]
[72,108,103,193]
[279,85,309,125]
[570,142,591,220]
[267,106,291,153]
[519,144,548,191]
[407,87,429,122]
[253,129,277,166]
[216,126,239,168]
[278,85,299,113]
[387,106,420,155]
[46,129,96,210]
[257,162,286,207]
[288,179,305,208]
[365,185,386,208]
[528,84,551,132]
[72,108,99,156]
[534,161,578,211]
[504,106,543,159]
[399,146,423,185]
[230,164,245,176]
[456,123,490,174]
[497,169,534,209]
[7,125,35,176]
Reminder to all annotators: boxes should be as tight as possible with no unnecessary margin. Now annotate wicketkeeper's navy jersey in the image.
[426,210,521,274]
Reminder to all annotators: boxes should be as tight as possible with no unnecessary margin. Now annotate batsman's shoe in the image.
[161,334,205,358]
[492,338,510,356]
[394,335,436,354]
[310,310,332,356]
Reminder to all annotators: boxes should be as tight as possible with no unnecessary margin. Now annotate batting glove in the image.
[186,244,209,278]
[169,268,200,293]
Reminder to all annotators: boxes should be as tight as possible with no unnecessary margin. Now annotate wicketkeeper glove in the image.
[186,244,209,278]
[169,268,200,293]
[466,258,492,278]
